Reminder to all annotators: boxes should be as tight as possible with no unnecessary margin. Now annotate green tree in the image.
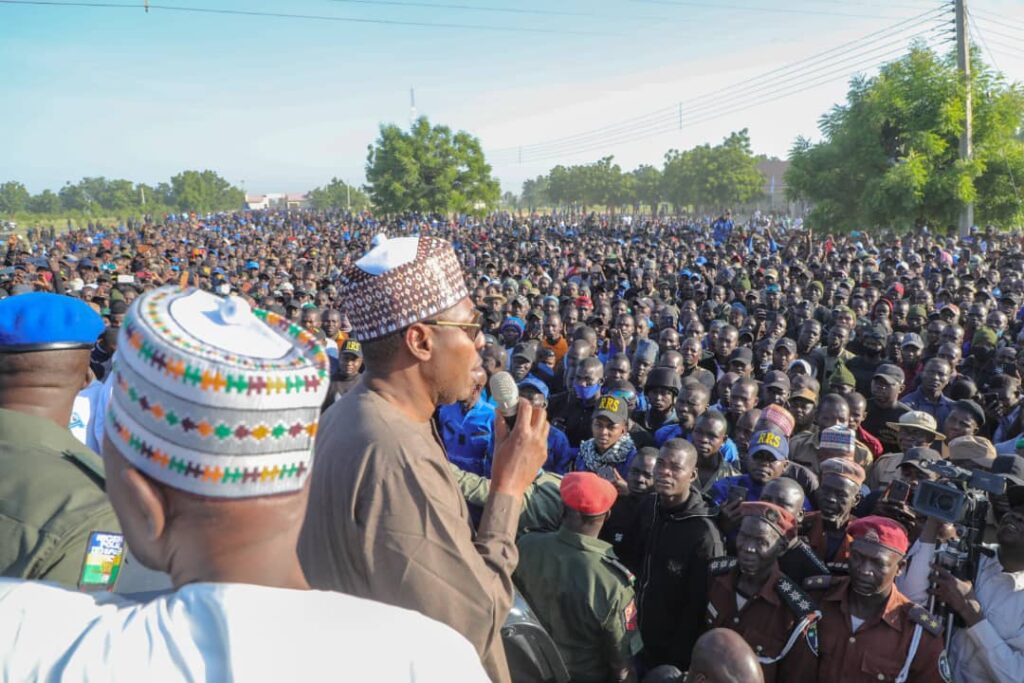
[520,175,550,210]
[365,116,499,215]
[0,181,30,214]
[787,45,1024,231]
[28,189,61,214]
[662,130,763,214]
[308,177,370,211]
[169,170,244,213]
[630,165,663,213]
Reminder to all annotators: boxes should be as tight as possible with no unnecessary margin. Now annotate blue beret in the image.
[0,292,104,352]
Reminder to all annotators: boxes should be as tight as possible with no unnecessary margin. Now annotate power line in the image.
[0,0,608,35]
[490,9,950,161]
[323,0,591,18]
[507,31,951,164]
[629,0,914,20]
[971,8,1024,33]
[970,17,1024,43]
[489,5,947,157]
[501,28,947,162]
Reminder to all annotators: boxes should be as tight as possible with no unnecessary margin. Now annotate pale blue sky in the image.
[1,0,1022,195]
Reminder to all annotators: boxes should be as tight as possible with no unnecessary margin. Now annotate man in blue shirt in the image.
[901,357,954,428]
[654,380,738,464]
[710,427,811,511]
[519,377,574,474]
[437,368,495,475]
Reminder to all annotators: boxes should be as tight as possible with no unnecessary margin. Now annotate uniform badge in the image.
[938,650,952,683]
[78,531,125,591]
[804,622,819,657]
[623,600,638,632]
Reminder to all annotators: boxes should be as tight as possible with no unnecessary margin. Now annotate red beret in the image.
[848,515,909,555]
[739,501,797,541]
[560,472,617,515]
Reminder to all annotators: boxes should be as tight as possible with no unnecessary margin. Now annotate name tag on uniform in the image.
[79,531,126,591]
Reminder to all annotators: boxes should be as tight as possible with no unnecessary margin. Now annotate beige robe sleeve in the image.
[356,452,520,683]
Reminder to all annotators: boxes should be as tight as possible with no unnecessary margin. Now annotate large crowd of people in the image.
[2,208,1024,682]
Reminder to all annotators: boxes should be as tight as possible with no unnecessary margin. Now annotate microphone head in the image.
[489,371,520,418]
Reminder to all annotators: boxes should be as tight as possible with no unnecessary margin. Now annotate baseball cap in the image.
[873,363,905,385]
[790,386,818,403]
[645,367,681,394]
[900,333,924,350]
[512,342,537,363]
[728,347,754,367]
[340,339,363,358]
[949,435,997,468]
[763,370,791,390]
[898,447,942,473]
[748,427,789,461]
[593,394,628,425]
[518,376,550,401]
[774,338,797,353]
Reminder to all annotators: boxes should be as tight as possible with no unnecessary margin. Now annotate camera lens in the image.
[932,491,958,513]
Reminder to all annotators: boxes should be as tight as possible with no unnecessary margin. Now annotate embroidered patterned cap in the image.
[107,286,329,498]
[756,404,795,437]
[740,501,797,541]
[818,425,857,454]
[339,234,468,342]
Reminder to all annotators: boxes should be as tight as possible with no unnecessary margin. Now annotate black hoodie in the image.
[634,488,724,671]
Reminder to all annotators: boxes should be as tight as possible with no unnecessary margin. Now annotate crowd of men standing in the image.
[2,208,1024,682]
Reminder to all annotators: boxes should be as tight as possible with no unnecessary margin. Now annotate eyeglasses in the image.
[422,310,483,341]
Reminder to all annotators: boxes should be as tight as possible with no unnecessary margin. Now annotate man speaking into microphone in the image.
[299,235,549,683]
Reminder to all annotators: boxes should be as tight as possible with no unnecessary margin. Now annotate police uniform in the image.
[803,575,948,682]
[514,473,643,682]
[0,293,123,590]
[803,510,854,566]
[706,559,820,682]
[803,516,950,683]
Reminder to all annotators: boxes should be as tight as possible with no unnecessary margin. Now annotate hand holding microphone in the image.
[488,371,550,497]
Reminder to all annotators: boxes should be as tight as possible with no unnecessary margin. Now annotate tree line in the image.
[0,170,245,217]
[514,130,766,214]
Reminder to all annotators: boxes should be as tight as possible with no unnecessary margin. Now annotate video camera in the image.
[911,461,1005,525]
[911,460,1003,639]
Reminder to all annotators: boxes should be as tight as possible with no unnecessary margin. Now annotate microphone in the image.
[489,371,520,428]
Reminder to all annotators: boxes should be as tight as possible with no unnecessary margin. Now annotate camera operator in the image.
[899,484,1024,681]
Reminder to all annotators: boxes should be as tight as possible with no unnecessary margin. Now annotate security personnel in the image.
[514,472,642,683]
[0,292,122,589]
[803,516,949,682]
[805,458,865,570]
[706,502,819,682]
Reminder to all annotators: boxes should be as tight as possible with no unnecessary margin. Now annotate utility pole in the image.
[346,181,351,211]
[410,87,417,128]
[956,0,973,237]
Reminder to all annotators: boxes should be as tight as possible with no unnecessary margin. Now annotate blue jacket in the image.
[437,399,496,476]
[544,426,574,475]
[654,424,739,465]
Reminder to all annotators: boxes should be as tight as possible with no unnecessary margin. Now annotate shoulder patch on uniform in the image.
[601,554,636,585]
[826,561,849,575]
[709,556,737,575]
[623,599,638,632]
[803,574,833,591]
[776,575,816,619]
[78,531,125,590]
[908,605,944,636]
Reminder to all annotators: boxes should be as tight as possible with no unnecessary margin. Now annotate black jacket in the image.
[635,489,724,671]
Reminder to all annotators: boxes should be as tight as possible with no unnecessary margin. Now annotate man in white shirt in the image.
[0,286,486,682]
[906,486,1024,682]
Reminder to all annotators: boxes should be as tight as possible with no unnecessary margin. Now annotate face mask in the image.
[574,382,601,400]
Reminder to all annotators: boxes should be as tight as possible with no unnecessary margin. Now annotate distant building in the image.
[244,193,310,211]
